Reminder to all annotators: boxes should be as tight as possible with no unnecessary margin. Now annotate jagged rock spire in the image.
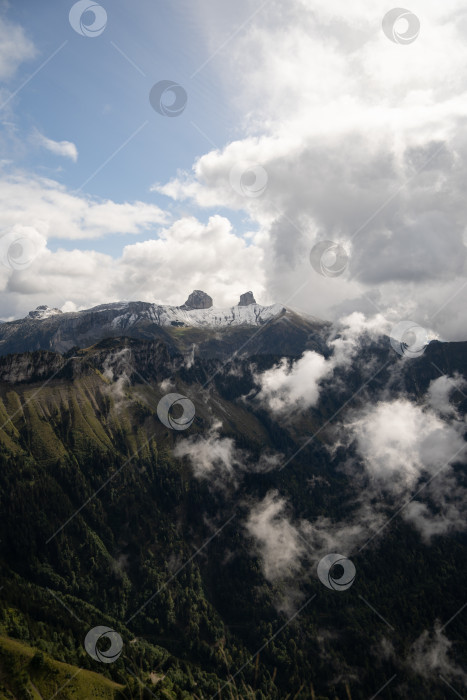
[181,290,213,310]
[238,291,256,306]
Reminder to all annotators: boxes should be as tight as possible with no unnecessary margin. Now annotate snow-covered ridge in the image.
[22,301,286,328]
[28,305,63,320]
[109,302,286,329]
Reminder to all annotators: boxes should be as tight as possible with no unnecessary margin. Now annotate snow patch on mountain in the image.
[27,305,63,320]
[110,303,285,329]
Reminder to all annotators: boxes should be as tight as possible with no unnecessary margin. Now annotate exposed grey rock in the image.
[181,290,213,310]
[0,351,66,383]
[238,292,256,306]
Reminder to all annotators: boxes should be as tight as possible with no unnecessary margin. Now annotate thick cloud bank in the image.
[2,2,467,338]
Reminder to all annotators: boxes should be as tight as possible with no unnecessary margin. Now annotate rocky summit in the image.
[238,291,256,306]
[28,305,63,320]
[181,289,213,309]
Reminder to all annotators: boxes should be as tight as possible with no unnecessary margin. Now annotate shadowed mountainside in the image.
[0,332,466,698]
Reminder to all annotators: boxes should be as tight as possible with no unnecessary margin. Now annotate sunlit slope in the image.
[0,635,124,699]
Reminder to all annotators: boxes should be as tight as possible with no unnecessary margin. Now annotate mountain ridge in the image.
[0,295,328,359]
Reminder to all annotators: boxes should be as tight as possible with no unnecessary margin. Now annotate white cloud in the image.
[0,15,35,81]
[408,622,467,686]
[253,313,388,415]
[155,0,467,340]
[174,421,245,490]
[245,491,305,581]
[379,623,467,687]
[118,214,264,307]
[0,201,266,319]
[35,132,78,162]
[403,497,467,541]
[247,373,467,577]
[343,385,467,541]
[0,173,169,241]
[347,398,466,489]
[102,348,132,408]
[244,489,374,590]
[244,373,467,586]
[427,373,467,417]
[254,351,331,414]
[2,1,467,340]
[174,421,282,492]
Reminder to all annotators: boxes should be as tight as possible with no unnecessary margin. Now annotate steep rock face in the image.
[238,291,256,306]
[0,351,67,383]
[181,290,213,310]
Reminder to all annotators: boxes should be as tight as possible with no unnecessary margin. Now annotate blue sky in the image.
[2,0,246,254]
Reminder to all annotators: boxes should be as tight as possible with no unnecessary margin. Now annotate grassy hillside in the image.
[0,635,124,699]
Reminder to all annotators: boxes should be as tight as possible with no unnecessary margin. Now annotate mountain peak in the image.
[181,290,213,310]
[238,291,256,306]
[28,305,63,320]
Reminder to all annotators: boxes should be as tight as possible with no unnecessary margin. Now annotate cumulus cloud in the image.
[347,398,466,489]
[0,224,47,271]
[117,215,265,308]
[427,373,467,417]
[155,0,467,340]
[0,194,264,319]
[2,2,467,339]
[0,173,168,241]
[246,371,467,590]
[252,312,389,415]
[344,380,467,541]
[35,132,78,162]
[255,350,331,414]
